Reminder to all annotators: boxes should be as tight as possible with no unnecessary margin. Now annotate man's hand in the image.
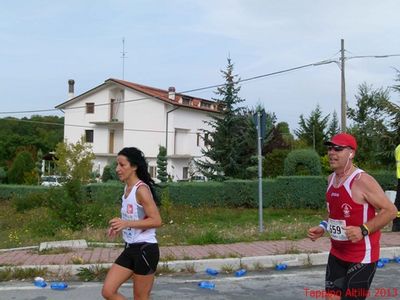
[344,226,363,243]
[308,226,325,241]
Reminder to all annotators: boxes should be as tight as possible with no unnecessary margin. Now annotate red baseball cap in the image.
[324,133,357,151]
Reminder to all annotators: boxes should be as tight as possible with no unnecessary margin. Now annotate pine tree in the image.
[196,58,256,180]
[157,145,168,183]
[327,110,340,139]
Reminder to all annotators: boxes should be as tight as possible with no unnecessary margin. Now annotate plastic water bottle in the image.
[205,268,219,276]
[235,269,247,277]
[50,282,68,290]
[377,261,385,268]
[379,258,390,264]
[198,281,215,289]
[33,277,47,288]
[275,263,288,271]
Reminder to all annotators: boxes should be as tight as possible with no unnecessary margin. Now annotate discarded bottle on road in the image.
[379,258,390,264]
[50,282,68,290]
[198,281,215,289]
[235,269,247,277]
[377,261,385,268]
[275,263,288,271]
[205,268,219,276]
[33,277,47,288]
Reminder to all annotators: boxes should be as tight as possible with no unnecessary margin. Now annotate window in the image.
[85,130,94,143]
[204,132,210,147]
[182,96,192,105]
[200,102,211,108]
[86,103,95,114]
[182,167,188,179]
[149,166,157,178]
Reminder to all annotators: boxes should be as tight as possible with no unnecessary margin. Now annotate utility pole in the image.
[340,39,346,132]
[253,110,266,233]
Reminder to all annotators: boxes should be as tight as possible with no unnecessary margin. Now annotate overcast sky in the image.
[1,0,400,132]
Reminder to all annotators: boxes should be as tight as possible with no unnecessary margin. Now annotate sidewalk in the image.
[0,232,399,273]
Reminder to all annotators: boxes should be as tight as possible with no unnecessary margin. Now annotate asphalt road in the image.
[1,263,399,300]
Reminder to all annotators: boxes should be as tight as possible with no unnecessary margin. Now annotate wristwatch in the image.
[359,224,369,237]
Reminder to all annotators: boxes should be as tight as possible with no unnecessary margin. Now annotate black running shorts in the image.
[114,242,159,275]
[325,253,377,300]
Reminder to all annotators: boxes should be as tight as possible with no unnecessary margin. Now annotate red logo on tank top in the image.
[127,204,133,214]
[341,203,352,218]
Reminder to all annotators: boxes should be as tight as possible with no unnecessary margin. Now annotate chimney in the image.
[68,79,75,99]
[168,86,175,101]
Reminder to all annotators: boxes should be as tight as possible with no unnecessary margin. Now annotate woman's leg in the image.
[102,263,134,300]
[132,273,155,300]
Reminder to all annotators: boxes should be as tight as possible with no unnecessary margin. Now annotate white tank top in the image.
[121,180,157,244]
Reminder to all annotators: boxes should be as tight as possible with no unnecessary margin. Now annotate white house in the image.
[55,78,220,181]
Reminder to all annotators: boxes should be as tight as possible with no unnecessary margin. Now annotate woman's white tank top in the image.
[121,180,157,244]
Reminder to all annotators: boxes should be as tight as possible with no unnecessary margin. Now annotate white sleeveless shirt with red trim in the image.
[326,168,380,263]
[121,180,157,244]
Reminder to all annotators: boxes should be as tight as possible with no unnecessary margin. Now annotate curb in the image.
[1,247,400,276]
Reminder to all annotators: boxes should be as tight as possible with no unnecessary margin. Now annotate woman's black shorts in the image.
[114,242,159,275]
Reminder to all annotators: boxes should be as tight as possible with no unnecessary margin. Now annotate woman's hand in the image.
[109,218,127,232]
[107,227,119,240]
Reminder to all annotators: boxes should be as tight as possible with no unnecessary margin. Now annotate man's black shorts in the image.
[325,253,377,300]
[114,242,159,275]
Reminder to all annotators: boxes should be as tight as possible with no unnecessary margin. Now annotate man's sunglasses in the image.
[327,145,349,152]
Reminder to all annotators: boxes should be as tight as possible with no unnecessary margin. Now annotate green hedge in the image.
[269,176,326,209]
[1,171,396,209]
[0,184,48,201]
[85,181,124,204]
[369,170,397,190]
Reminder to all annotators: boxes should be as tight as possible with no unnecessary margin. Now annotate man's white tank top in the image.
[121,180,157,244]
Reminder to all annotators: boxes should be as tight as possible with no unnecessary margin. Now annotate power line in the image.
[0,57,339,115]
[2,52,398,116]
[2,117,204,135]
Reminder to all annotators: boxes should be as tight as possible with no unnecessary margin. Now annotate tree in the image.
[347,83,391,168]
[382,69,400,146]
[156,145,168,183]
[54,137,95,183]
[263,122,293,154]
[295,104,330,156]
[196,58,256,180]
[327,111,340,139]
[8,151,36,184]
[0,115,63,168]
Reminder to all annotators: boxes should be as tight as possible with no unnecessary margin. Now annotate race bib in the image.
[328,218,348,241]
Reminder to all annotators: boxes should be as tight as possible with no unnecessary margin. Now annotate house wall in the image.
[60,81,217,181]
[122,89,165,158]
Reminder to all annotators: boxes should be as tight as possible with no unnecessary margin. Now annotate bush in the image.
[85,181,123,204]
[0,184,47,201]
[269,176,326,209]
[369,170,397,190]
[264,149,290,177]
[12,191,48,212]
[283,149,322,176]
[101,166,112,182]
[0,167,6,183]
[8,151,36,184]
[101,161,118,182]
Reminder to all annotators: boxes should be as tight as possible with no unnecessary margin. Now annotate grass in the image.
[76,265,109,281]
[0,200,327,249]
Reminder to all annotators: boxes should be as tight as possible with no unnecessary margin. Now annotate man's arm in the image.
[345,173,398,242]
